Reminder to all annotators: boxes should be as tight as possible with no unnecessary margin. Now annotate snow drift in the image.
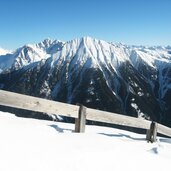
[0,111,171,171]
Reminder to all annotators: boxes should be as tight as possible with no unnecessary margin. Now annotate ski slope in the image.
[0,111,171,171]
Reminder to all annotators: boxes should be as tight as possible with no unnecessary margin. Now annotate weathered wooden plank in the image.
[0,90,79,118]
[158,124,171,137]
[86,108,151,129]
[86,108,171,137]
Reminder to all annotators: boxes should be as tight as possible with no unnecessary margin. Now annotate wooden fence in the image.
[0,90,171,142]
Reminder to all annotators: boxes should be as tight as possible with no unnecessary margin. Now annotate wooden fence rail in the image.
[0,90,79,118]
[0,90,171,142]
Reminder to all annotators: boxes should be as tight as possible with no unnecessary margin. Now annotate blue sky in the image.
[0,0,171,49]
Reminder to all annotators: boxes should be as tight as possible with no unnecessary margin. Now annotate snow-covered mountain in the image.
[0,39,64,73]
[0,37,171,127]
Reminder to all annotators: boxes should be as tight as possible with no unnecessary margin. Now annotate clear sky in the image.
[0,0,171,49]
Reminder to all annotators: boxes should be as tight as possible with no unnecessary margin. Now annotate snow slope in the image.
[0,111,171,171]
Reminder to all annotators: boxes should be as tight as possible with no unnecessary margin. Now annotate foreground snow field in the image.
[0,111,171,171]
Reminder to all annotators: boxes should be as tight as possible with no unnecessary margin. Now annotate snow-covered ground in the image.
[0,111,171,171]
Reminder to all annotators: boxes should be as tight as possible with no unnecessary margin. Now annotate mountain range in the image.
[0,37,171,127]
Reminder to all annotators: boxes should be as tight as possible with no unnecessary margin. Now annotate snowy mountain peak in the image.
[37,39,65,54]
[1,37,171,74]
[80,36,99,44]
[0,39,65,73]
[37,38,54,49]
[61,36,129,67]
[0,47,11,55]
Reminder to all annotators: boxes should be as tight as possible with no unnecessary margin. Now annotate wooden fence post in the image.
[75,105,87,133]
[146,121,157,143]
